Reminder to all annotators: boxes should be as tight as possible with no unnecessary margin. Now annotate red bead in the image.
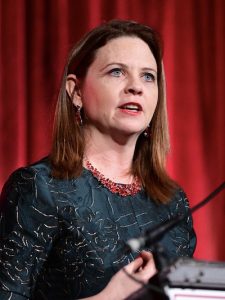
[85,159,142,197]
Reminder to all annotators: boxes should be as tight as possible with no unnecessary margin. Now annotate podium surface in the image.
[164,258,225,300]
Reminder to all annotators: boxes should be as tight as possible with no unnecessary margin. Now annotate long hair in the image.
[50,19,177,203]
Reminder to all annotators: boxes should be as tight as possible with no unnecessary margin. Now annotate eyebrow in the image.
[100,62,157,74]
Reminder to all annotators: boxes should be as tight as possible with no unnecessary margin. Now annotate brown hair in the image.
[50,19,177,203]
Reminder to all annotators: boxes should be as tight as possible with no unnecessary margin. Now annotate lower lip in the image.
[119,108,142,116]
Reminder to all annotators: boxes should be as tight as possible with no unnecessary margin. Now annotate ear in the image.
[66,74,82,107]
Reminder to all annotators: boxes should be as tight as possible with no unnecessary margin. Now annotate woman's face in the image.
[79,36,158,139]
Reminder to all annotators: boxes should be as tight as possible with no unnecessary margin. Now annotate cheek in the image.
[81,81,99,108]
[148,89,158,109]
[144,92,158,121]
[81,87,109,121]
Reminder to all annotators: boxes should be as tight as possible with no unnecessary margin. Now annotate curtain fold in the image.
[1,0,225,261]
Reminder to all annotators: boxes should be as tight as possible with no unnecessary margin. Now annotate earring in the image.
[143,124,151,138]
[75,105,83,126]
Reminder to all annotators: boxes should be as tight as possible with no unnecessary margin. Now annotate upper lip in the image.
[118,102,143,111]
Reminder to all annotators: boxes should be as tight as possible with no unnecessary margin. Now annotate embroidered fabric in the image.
[0,158,196,300]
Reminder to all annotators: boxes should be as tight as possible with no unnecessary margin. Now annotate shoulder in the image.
[6,156,50,180]
[3,157,51,185]
[19,156,51,180]
[0,157,90,211]
[0,158,60,243]
[165,188,191,215]
[0,157,53,211]
[158,187,194,236]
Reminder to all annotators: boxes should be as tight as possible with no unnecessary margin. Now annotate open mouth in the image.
[119,103,142,112]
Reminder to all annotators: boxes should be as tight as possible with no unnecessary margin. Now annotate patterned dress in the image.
[0,158,196,299]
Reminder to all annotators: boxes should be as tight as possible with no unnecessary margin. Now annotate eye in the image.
[109,68,123,77]
[143,72,156,82]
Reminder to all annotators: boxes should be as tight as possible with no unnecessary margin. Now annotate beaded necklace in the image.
[85,160,142,197]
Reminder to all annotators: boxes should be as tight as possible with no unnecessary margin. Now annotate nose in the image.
[124,76,143,95]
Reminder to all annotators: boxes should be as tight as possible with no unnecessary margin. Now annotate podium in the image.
[127,258,225,300]
[163,258,225,299]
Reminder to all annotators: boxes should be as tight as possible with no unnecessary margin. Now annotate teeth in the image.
[122,104,139,110]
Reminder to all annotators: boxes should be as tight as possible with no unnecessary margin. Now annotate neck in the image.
[83,128,139,184]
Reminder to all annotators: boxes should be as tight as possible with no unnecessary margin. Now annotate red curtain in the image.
[1,0,225,261]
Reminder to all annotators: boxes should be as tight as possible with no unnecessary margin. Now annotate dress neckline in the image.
[84,160,142,197]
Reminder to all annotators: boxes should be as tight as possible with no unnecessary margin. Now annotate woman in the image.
[0,20,196,299]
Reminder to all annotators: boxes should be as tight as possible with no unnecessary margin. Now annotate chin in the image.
[116,129,143,138]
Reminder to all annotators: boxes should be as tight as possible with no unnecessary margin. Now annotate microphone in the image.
[126,181,225,252]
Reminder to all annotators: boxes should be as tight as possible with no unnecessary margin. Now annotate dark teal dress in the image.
[0,158,196,299]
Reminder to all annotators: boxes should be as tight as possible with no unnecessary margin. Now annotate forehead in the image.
[91,36,157,69]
